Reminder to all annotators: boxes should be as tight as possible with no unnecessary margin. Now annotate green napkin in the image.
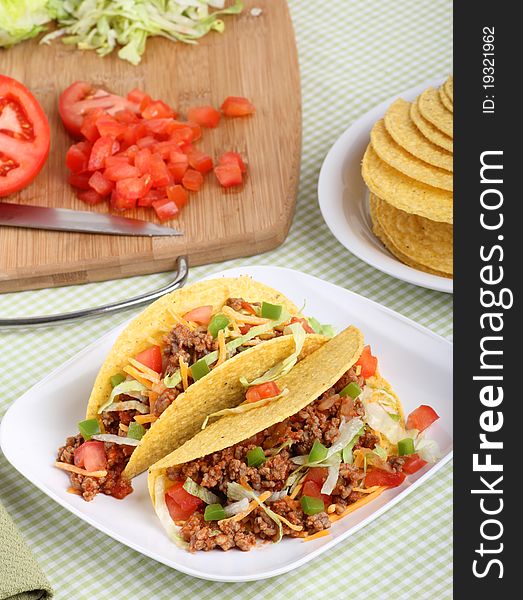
[0,502,53,600]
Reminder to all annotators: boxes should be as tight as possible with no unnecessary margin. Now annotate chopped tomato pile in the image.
[60,81,254,220]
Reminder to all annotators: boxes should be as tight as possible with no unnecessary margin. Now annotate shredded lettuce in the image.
[183,477,221,504]
[414,437,441,463]
[102,400,149,414]
[40,0,243,65]
[372,445,388,461]
[99,380,147,413]
[321,453,341,495]
[153,476,187,546]
[342,426,365,464]
[0,0,53,47]
[91,433,140,445]
[307,316,335,338]
[164,370,182,388]
[363,401,406,444]
[223,498,249,517]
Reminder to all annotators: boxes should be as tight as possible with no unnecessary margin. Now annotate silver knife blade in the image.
[0,202,182,236]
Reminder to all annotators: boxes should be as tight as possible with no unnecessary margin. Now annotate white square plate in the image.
[0,266,453,582]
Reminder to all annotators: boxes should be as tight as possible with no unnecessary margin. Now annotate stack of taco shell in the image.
[362,76,453,278]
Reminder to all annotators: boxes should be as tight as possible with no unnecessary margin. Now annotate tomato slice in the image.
[134,345,163,373]
[187,105,221,128]
[0,75,50,197]
[214,163,242,187]
[290,316,314,334]
[406,405,439,432]
[183,305,213,325]
[59,81,139,137]
[74,441,107,472]
[355,345,378,379]
[246,381,281,403]
[364,469,406,488]
[401,454,428,475]
[221,96,255,117]
[165,481,203,521]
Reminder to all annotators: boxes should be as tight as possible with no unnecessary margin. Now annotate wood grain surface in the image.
[0,0,300,292]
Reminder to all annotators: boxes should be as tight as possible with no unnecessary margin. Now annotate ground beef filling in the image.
[168,368,378,552]
[57,434,133,502]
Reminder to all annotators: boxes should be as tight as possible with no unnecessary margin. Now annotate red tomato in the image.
[165,481,203,522]
[134,345,162,373]
[303,468,331,503]
[365,469,406,488]
[0,75,50,197]
[65,143,90,173]
[221,96,255,117]
[355,345,378,379]
[114,109,140,124]
[77,189,105,205]
[58,81,139,137]
[185,122,202,142]
[401,454,428,475]
[290,316,314,333]
[149,154,171,187]
[127,88,148,103]
[214,163,242,187]
[246,382,281,403]
[166,185,188,209]
[80,108,105,142]
[74,441,106,472]
[240,301,257,315]
[239,324,253,335]
[115,175,151,201]
[170,126,195,145]
[183,305,213,325]
[187,105,221,128]
[188,150,213,174]
[96,117,126,139]
[68,172,91,190]
[152,198,179,222]
[88,171,114,196]
[182,168,203,191]
[138,188,167,207]
[104,164,141,181]
[88,136,119,171]
[134,148,152,174]
[168,152,189,183]
[110,191,137,211]
[219,151,247,173]
[406,405,439,432]
[142,100,176,120]
[136,135,156,149]
[104,155,131,169]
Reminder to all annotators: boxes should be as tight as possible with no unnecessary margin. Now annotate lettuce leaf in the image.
[0,0,53,47]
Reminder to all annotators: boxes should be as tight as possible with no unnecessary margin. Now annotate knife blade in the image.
[0,202,182,236]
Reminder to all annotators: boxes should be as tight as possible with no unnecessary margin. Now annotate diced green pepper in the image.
[398,437,415,456]
[389,413,401,422]
[78,418,100,441]
[204,503,227,521]
[261,302,282,320]
[308,440,328,463]
[191,358,210,381]
[246,446,266,467]
[127,421,146,441]
[339,382,362,399]
[300,495,325,516]
[208,314,230,338]
[110,373,126,387]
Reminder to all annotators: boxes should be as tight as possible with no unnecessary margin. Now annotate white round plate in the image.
[318,77,453,294]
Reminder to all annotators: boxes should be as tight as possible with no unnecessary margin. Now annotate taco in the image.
[55,277,333,501]
[148,326,441,552]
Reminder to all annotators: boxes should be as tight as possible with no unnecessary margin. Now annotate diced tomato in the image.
[139,94,153,112]
[142,100,176,120]
[303,468,331,503]
[68,172,91,190]
[149,154,171,187]
[79,108,106,142]
[170,126,195,145]
[406,405,440,433]
[188,150,213,174]
[355,345,378,379]
[104,163,141,181]
[401,454,428,475]
[152,198,179,221]
[187,105,221,128]
[65,143,90,173]
[144,118,174,137]
[88,171,114,196]
[115,175,151,201]
[114,109,140,124]
[110,190,137,211]
[183,305,213,325]
[105,155,131,169]
[221,96,255,117]
[214,163,242,187]
[58,81,139,137]
[96,116,126,139]
[134,148,152,174]
[74,441,106,472]
[166,184,188,209]
[154,141,180,160]
[239,324,252,335]
[127,88,148,104]
[290,316,314,334]
[365,469,406,488]
[168,152,189,182]
[182,168,203,191]
[245,381,281,403]
[138,188,167,207]
[304,467,328,487]
[135,345,163,373]
[185,121,202,142]
[77,189,105,205]
[88,136,119,171]
[219,151,247,173]
[165,481,203,522]
[136,135,157,149]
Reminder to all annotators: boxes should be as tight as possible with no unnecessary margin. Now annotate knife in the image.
[0,202,182,236]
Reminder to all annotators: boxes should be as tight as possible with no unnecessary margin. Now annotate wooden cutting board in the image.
[0,0,300,292]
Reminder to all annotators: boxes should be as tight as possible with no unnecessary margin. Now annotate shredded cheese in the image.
[355,365,362,376]
[222,305,270,325]
[302,530,331,542]
[277,514,303,532]
[167,308,194,330]
[289,483,303,500]
[67,487,81,495]
[152,382,166,394]
[128,358,161,382]
[55,462,107,478]
[328,487,386,522]
[180,357,189,391]
[123,365,153,388]
[147,336,160,346]
[134,414,158,425]
[216,329,227,367]
[353,485,382,494]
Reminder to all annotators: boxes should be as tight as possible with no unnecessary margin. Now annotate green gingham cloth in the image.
[0,1,452,598]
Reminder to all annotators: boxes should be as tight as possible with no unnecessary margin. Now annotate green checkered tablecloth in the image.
[0,1,452,598]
